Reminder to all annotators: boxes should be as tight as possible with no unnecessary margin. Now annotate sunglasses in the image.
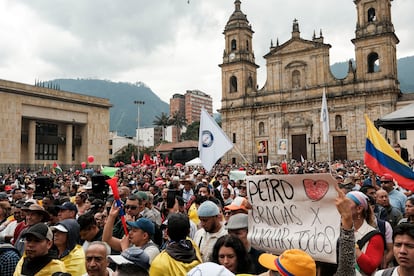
[124,205,138,210]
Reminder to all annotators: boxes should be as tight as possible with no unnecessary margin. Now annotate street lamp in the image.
[134,100,145,159]
[308,136,321,161]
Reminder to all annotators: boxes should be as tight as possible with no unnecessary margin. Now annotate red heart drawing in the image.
[303,179,329,201]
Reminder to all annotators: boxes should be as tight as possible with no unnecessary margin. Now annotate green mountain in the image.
[330,55,414,93]
[47,79,169,136]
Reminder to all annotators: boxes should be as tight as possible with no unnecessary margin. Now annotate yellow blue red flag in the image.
[364,115,414,191]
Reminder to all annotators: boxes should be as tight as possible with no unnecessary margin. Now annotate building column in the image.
[28,120,36,165]
[65,124,73,165]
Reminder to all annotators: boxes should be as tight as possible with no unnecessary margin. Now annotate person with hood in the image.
[51,218,86,276]
[149,213,202,275]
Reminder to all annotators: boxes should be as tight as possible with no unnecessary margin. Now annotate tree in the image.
[181,121,200,141]
[170,111,187,142]
[153,112,171,141]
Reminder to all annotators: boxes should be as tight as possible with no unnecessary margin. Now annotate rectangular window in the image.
[400,130,407,140]
[35,123,58,160]
[232,133,236,143]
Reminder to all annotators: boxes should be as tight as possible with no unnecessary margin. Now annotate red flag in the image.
[281,162,289,174]
[105,177,128,236]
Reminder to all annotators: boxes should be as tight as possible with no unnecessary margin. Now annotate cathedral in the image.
[220,0,407,164]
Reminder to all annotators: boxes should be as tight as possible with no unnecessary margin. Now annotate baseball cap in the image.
[136,191,148,201]
[224,196,251,212]
[225,213,248,230]
[380,173,394,182]
[22,223,53,241]
[197,201,219,217]
[57,202,78,213]
[108,247,150,271]
[259,249,316,276]
[126,218,155,236]
[50,224,69,233]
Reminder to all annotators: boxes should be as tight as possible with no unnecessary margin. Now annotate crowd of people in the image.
[0,159,414,276]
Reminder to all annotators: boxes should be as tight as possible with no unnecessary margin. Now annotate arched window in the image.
[230,76,238,93]
[368,52,380,73]
[368,8,376,22]
[247,76,253,88]
[335,115,342,130]
[231,39,237,51]
[259,122,265,135]
[292,70,301,88]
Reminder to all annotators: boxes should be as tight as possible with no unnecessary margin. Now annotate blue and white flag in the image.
[320,88,330,143]
[198,108,233,172]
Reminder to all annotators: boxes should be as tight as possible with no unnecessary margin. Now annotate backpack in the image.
[357,229,385,249]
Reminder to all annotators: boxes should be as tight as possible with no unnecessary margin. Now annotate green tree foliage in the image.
[181,121,200,141]
[153,112,171,141]
[170,111,187,142]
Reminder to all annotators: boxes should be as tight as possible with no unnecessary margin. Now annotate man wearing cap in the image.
[56,201,78,221]
[24,184,36,201]
[108,247,149,276]
[149,213,202,276]
[193,200,227,262]
[14,222,66,275]
[14,204,50,255]
[84,241,114,276]
[380,173,407,215]
[103,203,160,263]
[51,218,86,276]
[57,201,78,221]
[226,213,266,274]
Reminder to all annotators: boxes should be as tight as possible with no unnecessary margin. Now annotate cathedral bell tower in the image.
[352,0,399,82]
[219,0,259,110]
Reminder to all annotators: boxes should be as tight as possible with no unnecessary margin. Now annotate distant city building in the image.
[220,0,414,164]
[0,79,111,169]
[169,90,213,142]
[109,132,137,158]
[137,127,163,148]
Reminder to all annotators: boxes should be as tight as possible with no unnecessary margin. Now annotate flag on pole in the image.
[364,115,414,191]
[53,162,62,174]
[199,108,233,172]
[300,155,305,163]
[320,88,330,143]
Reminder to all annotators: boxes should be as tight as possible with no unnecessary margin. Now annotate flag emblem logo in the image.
[201,130,214,147]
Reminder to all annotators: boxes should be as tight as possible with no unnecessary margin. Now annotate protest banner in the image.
[247,173,340,263]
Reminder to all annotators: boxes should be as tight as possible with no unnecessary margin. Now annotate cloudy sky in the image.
[0,0,413,110]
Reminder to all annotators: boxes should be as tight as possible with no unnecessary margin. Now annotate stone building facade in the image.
[220,0,408,164]
[0,79,111,169]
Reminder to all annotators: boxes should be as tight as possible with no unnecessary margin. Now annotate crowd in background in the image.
[0,158,414,275]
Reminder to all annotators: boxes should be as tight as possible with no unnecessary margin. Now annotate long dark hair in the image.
[211,234,253,274]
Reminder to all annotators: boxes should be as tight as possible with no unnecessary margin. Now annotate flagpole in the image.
[233,144,251,164]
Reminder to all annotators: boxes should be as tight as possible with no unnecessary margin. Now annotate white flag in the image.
[320,88,330,143]
[199,108,233,172]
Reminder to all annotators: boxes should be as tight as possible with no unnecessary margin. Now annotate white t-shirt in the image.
[374,267,398,276]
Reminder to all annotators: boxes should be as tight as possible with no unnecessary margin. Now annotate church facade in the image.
[220,0,408,164]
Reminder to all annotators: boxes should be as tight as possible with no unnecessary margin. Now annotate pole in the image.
[134,100,145,160]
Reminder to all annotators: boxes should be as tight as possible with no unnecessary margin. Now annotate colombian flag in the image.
[364,115,414,191]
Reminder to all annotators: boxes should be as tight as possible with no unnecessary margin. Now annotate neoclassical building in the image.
[0,79,111,169]
[220,0,411,163]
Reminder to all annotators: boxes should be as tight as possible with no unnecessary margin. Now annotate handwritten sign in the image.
[247,173,340,263]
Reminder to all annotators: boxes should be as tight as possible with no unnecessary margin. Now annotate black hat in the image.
[22,223,53,241]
